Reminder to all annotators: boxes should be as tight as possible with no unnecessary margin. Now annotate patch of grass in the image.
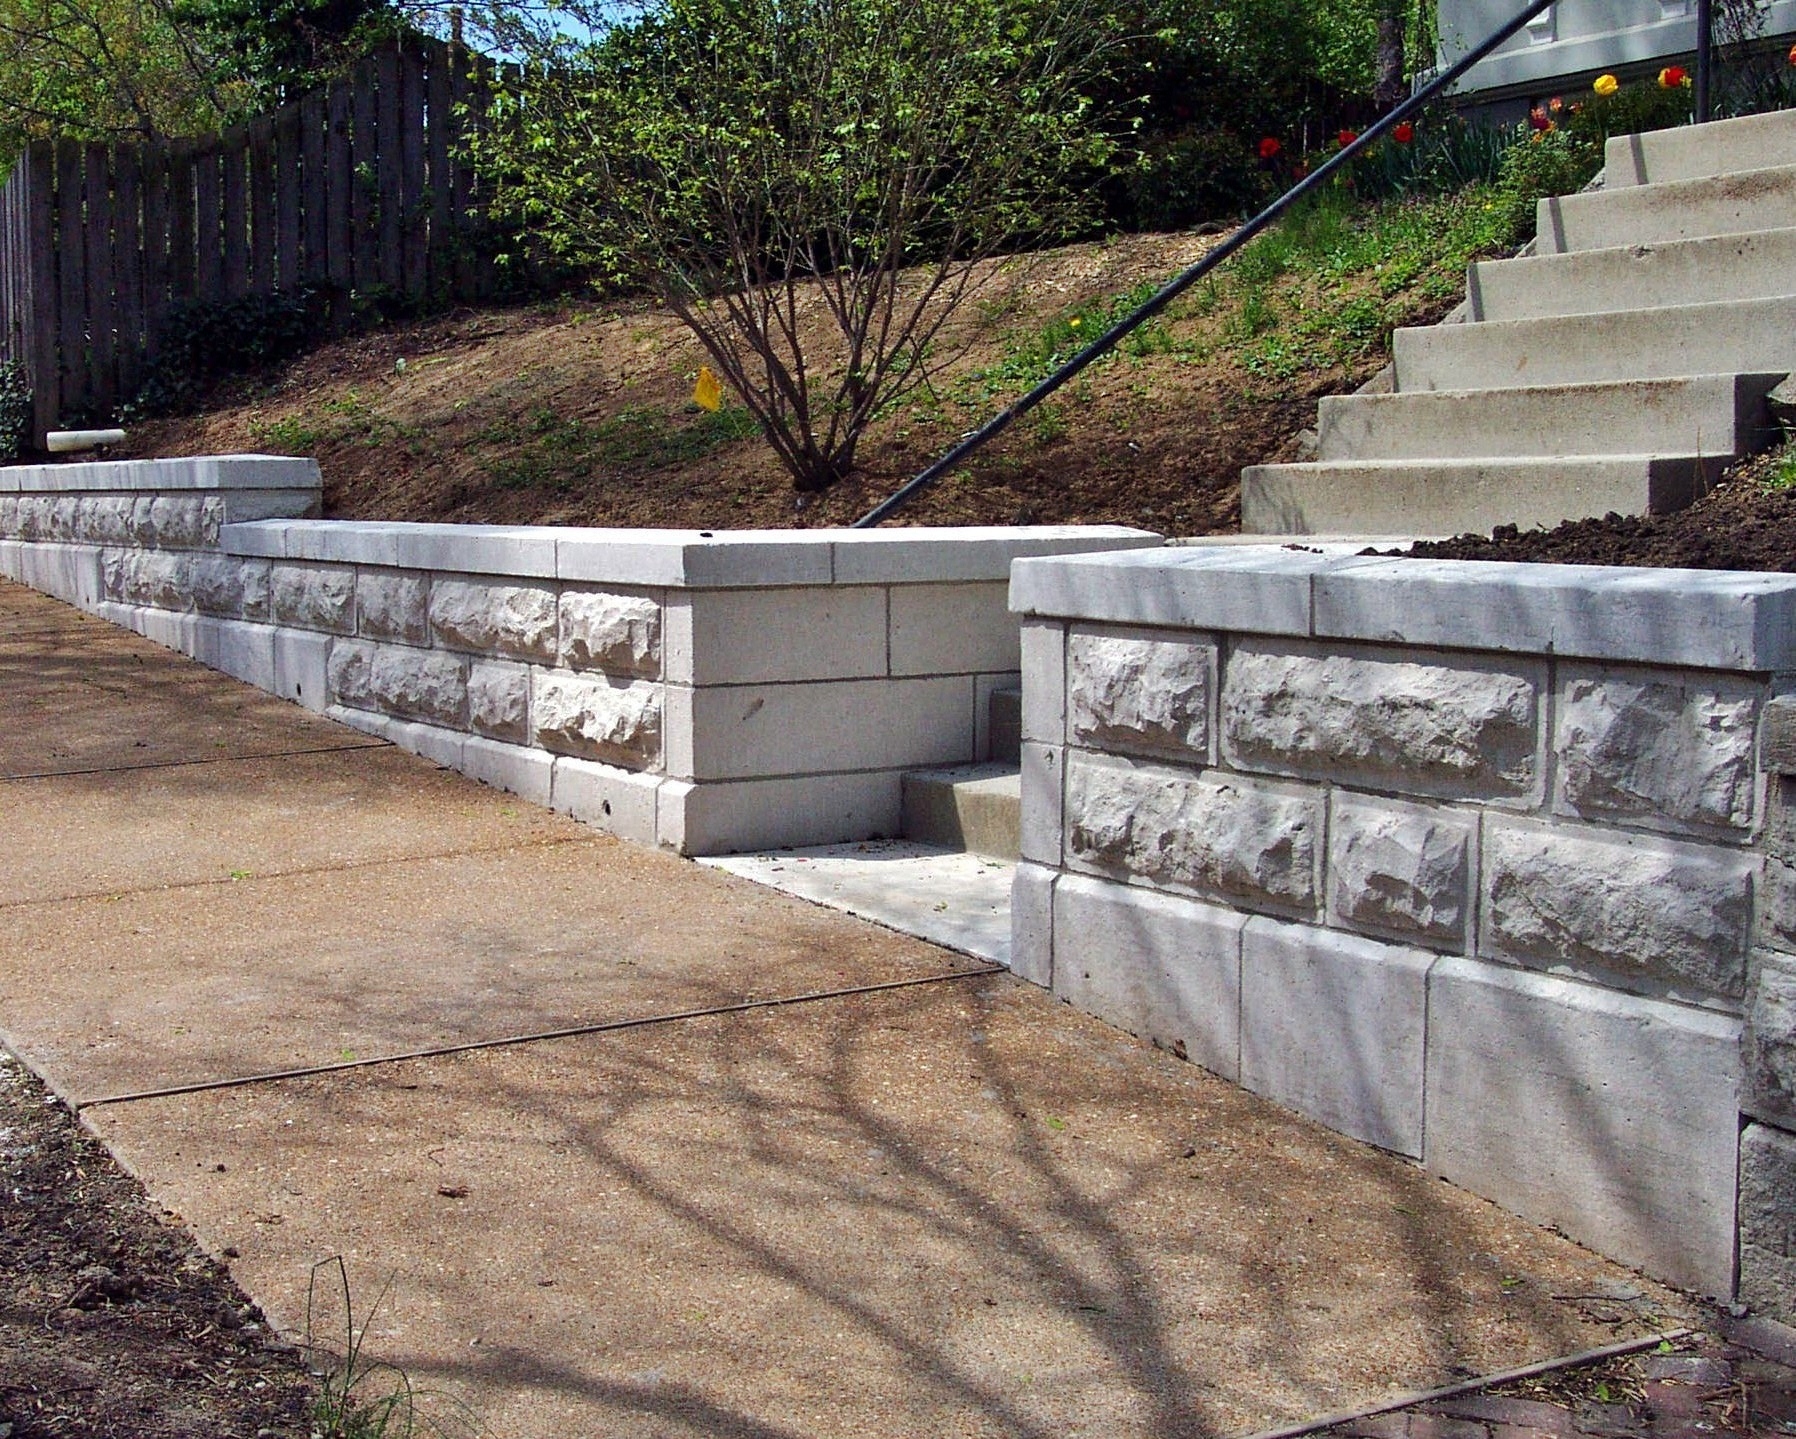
[480,402,759,492]
[255,392,418,452]
[1762,439,1796,491]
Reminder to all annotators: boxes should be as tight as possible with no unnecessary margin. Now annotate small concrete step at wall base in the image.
[1241,453,1713,537]
[901,763,1022,860]
[1607,106,1796,187]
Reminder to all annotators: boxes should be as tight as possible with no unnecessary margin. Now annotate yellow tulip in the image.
[1594,73,1620,96]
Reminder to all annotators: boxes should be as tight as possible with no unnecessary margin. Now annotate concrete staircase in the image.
[900,686,1022,860]
[1241,106,1796,537]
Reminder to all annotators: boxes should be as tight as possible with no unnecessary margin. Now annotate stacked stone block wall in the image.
[0,455,1158,856]
[1011,546,1796,1306]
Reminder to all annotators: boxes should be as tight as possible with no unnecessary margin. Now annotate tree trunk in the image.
[1374,0,1407,112]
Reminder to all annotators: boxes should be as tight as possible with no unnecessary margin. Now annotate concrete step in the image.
[1392,294,1796,393]
[1607,108,1796,188]
[1469,225,1796,321]
[988,685,1021,765]
[1537,163,1796,254]
[901,763,1020,861]
[1240,453,1716,537]
[1316,374,1781,463]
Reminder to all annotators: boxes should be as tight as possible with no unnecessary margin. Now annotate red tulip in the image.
[1658,65,1688,88]
[1787,41,1795,64]
[1528,106,1551,130]
[1337,129,1359,147]
[1392,121,1414,144]
[1258,136,1282,160]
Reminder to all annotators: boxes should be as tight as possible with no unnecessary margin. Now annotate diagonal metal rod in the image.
[851,0,1560,528]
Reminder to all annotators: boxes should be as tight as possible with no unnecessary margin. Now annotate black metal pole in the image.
[1695,0,1713,123]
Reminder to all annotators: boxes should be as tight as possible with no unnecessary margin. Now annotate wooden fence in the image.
[0,37,500,444]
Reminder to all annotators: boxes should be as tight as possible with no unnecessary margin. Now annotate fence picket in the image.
[141,142,169,351]
[326,79,353,322]
[83,143,115,416]
[249,117,275,293]
[301,92,327,283]
[351,58,377,294]
[426,45,452,296]
[169,141,195,302]
[377,47,404,292]
[26,144,57,438]
[400,42,428,296]
[276,107,303,291]
[113,144,144,402]
[221,130,248,297]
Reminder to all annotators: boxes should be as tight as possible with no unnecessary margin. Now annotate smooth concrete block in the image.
[829,526,1160,585]
[679,675,974,782]
[1739,1122,1796,1322]
[460,735,554,807]
[1425,955,1741,1297]
[382,716,467,771]
[889,582,1018,676]
[664,585,886,686]
[668,770,905,855]
[550,756,662,845]
[1240,918,1432,1157]
[1607,108,1796,187]
[8,542,104,607]
[1009,861,1056,987]
[901,763,1021,859]
[218,489,319,525]
[1242,454,1711,538]
[218,521,290,558]
[1314,556,1796,670]
[1470,226,1796,322]
[266,521,557,577]
[1012,545,1322,633]
[1018,742,1061,866]
[1538,164,1796,255]
[126,604,202,656]
[324,703,393,743]
[272,627,332,711]
[0,454,320,494]
[984,679,1021,765]
[1053,873,1245,1080]
[1393,295,1796,394]
[1019,620,1066,745]
[553,530,832,589]
[192,617,277,691]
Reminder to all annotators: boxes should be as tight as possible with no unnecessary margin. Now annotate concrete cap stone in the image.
[1013,546,1796,671]
[829,526,1159,585]
[0,455,321,494]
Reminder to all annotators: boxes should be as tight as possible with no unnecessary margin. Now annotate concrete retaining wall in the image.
[1012,544,1796,1307]
[0,455,1157,854]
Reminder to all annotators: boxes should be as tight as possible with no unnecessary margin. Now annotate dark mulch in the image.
[0,1051,318,1439]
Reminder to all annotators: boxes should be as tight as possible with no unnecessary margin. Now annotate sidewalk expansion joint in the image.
[72,964,1007,1112]
[0,739,389,783]
[0,835,601,913]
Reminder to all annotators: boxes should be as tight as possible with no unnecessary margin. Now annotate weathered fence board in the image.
[0,37,500,442]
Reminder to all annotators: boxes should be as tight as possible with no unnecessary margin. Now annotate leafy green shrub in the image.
[0,359,31,460]
[131,286,328,416]
[1117,129,1270,229]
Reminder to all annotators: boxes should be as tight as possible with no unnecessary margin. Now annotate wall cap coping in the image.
[220,520,1162,587]
[1010,544,1796,671]
[0,455,322,494]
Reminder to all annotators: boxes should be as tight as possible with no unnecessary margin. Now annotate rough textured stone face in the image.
[76,495,135,544]
[1481,817,1754,1000]
[0,497,17,536]
[1764,855,1796,954]
[468,661,531,743]
[240,560,271,622]
[1738,1123,1796,1323]
[272,563,356,634]
[1329,795,1472,947]
[532,672,662,769]
[1066,630,1211,759]
[146,495,210,549]
[104,550,191,610]
[45,498,77,540]
[1748,950,1796,1124]
[1223,641,1541,800]
[357,570,431,644]
[1555,669,1759,834]
[371,646,468,728]
[17,496,51,541]
[189,555,249,617]
[560,590,660,676]
[327,640,376,709]
[430,579,557,660]
[1064,751,1319,913]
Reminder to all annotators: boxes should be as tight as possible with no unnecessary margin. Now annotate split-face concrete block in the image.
[1018,742,1063,866]
[146,495,213,549]
[1064,751,1321,918]
[467,660,532,744]
[460,735,554,807]
[1008,861,1057,988]
[889,582,1018,676]
[327,639,375,710]
[1328,793,1474,950]
[663,587,881,685]
[1054,873,1245,1081]
[429,577,558,661]
[271,562,356,635]
[189,554,251,618]
[560,589,662,678]
[272,628,331,711]
[1425,955,1741,1298]
[1067,627,1214,763]
[1241,918,1432,1156]
[1019,620,1066,746]
[1739,1122,1796,1324]
[1223,639,1543,804]
[370,645,469,730]
[356,569,431,645]
[1748,949,1796,1126]
[1554,666,1761,837]
[1480,814,1755,1004]
[105,549,192,611]
[1763,696,1796,775]
[532,671,662,770]
[550,756,662,846]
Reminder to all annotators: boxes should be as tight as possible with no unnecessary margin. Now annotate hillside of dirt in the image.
[116,231,1393,534]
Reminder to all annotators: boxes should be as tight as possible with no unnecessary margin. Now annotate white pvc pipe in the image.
[45,429,126,453]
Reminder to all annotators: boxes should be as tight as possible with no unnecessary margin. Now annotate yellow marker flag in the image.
[693,364,723,413]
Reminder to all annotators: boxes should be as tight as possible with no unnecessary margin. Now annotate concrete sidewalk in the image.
[0,576,1693,1439]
